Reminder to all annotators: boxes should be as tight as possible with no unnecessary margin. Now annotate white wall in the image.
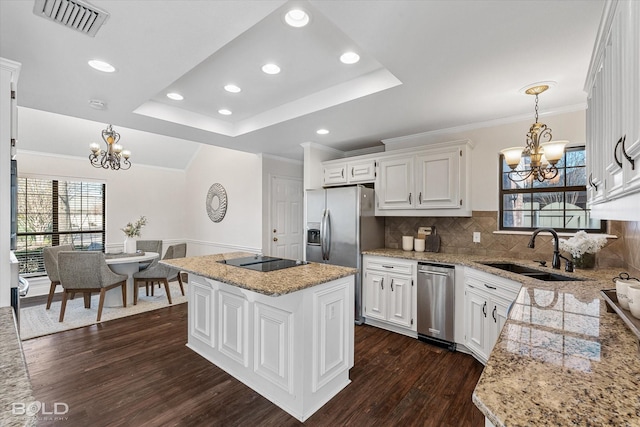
[184,144,263,256]
[17,151,188,247]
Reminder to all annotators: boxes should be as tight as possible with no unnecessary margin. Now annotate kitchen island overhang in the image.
[161,252,357,422]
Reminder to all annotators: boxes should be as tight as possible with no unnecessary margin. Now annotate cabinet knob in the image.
[273,237,278,242]
[273,229,277,233]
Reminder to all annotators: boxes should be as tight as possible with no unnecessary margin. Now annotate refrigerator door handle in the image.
[320,209,328,260]
[324,209,331,260]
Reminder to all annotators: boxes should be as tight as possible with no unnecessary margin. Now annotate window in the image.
[499,146,605,232]
[15,177,106,276]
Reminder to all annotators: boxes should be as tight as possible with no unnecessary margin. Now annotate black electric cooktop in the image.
[218,255,306,272]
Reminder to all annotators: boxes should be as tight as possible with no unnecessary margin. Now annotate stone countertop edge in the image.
[160,252,357,297]
[364,248,640,426]
[0,308,37,427]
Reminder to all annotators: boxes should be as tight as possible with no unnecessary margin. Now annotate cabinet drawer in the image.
[365,257,414,276]
[464,269,520,302]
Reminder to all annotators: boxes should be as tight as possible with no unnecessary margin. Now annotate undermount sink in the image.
[480,262,584,282]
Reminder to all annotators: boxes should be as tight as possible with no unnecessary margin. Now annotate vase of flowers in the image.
[121,216,147,253]
[558,230,607,269]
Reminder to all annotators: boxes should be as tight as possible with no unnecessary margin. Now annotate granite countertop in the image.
[160,252,357,296]
[363,249,640,426]
[0,308,36,427]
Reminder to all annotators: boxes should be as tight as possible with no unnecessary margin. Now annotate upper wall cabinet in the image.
[322,158,376,186]
[375,141,473,217]
[585,0,640,220]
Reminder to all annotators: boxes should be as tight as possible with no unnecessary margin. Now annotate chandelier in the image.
[89,124,131,170]
[500,84,567,183]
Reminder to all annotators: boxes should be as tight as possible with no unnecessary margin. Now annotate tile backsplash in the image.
[385,211,637,272]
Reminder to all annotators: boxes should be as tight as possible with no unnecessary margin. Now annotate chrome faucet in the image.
[527,228,573,272]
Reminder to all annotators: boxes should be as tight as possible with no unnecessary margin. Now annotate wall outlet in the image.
[473,232,481,243]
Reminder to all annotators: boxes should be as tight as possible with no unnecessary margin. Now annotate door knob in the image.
[273,237,278,242]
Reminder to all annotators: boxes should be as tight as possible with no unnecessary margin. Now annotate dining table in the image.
[104,251,159,307]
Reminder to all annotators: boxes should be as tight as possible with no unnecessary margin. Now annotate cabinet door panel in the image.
[415,150,460,209]
[465,287,488,362]
[323,164,347,186]
[490,298,510,347]
[377,157,413,209]
[363,272,386,321]
[387,275,412,328]
[348,160,376,183]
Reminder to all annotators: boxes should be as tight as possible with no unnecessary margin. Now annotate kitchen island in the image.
[160,252,357,422]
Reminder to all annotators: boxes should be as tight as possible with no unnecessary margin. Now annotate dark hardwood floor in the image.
[21,299,485,426]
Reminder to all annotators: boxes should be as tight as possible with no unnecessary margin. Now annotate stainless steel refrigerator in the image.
[305,186,384,324]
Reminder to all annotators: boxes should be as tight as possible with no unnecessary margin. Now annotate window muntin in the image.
[499,146,605,232]
[15,177,106,276]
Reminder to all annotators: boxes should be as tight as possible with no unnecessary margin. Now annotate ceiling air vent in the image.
[33,0,109,37]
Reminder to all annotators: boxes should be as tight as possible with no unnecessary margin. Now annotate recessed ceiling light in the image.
[166,92,184,101]
[340,52,360,65]
[316,129,329,135]
[88,59,116,73]
[262,63,281,75]
[285,9,309,27]
[218,109,232,116]
[224,84,242,93]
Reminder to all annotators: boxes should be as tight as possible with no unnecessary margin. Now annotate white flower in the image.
[559,230,607,257]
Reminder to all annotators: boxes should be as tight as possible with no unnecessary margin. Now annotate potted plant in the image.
[121,216,147,253]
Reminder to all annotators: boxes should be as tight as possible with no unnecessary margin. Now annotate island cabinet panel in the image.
[219,290,249,367]
[254,302,293,393]
[312,284,351,391]
[189,276,216,349]
[186,274,355,422]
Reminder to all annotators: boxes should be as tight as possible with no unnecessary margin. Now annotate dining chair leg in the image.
[58,290,69,322]
[163,278,172,304]
[177,273,185,296]
[97,288,106,322]
[46,281,57,309]
[122,281,127,308]
[134,278,139,305]
[83,292,91,308]
[145,281,150,296]
[151,281,155,296]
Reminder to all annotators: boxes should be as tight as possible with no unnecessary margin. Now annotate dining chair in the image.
[132,243,186,304]
[43,245,74,309]
[57,251,128,322]
[136,239,163,272]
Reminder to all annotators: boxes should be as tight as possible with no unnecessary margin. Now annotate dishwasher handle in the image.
[418,270,450,277]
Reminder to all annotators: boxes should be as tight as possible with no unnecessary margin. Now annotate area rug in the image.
[20,281,187,340]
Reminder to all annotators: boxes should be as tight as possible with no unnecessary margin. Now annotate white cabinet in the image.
[322,158,376,186]
[363,256,416,335]
[586,0,640,220]
[463,268,520,364]
[375,140,472,216]
[415,148,461,209]
[322,162,347,186]
[376,156,414,209]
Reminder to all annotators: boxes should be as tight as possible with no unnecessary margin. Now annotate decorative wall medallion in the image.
[206,183,228,223]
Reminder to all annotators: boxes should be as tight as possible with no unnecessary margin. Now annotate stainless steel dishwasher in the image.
[417,262,456,351]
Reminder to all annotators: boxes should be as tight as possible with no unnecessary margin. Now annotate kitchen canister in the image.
[414,238,425,252]
[614,272,640,310]
[627,285,640,319]
[615,279,635,310]
[402,236,414,251]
